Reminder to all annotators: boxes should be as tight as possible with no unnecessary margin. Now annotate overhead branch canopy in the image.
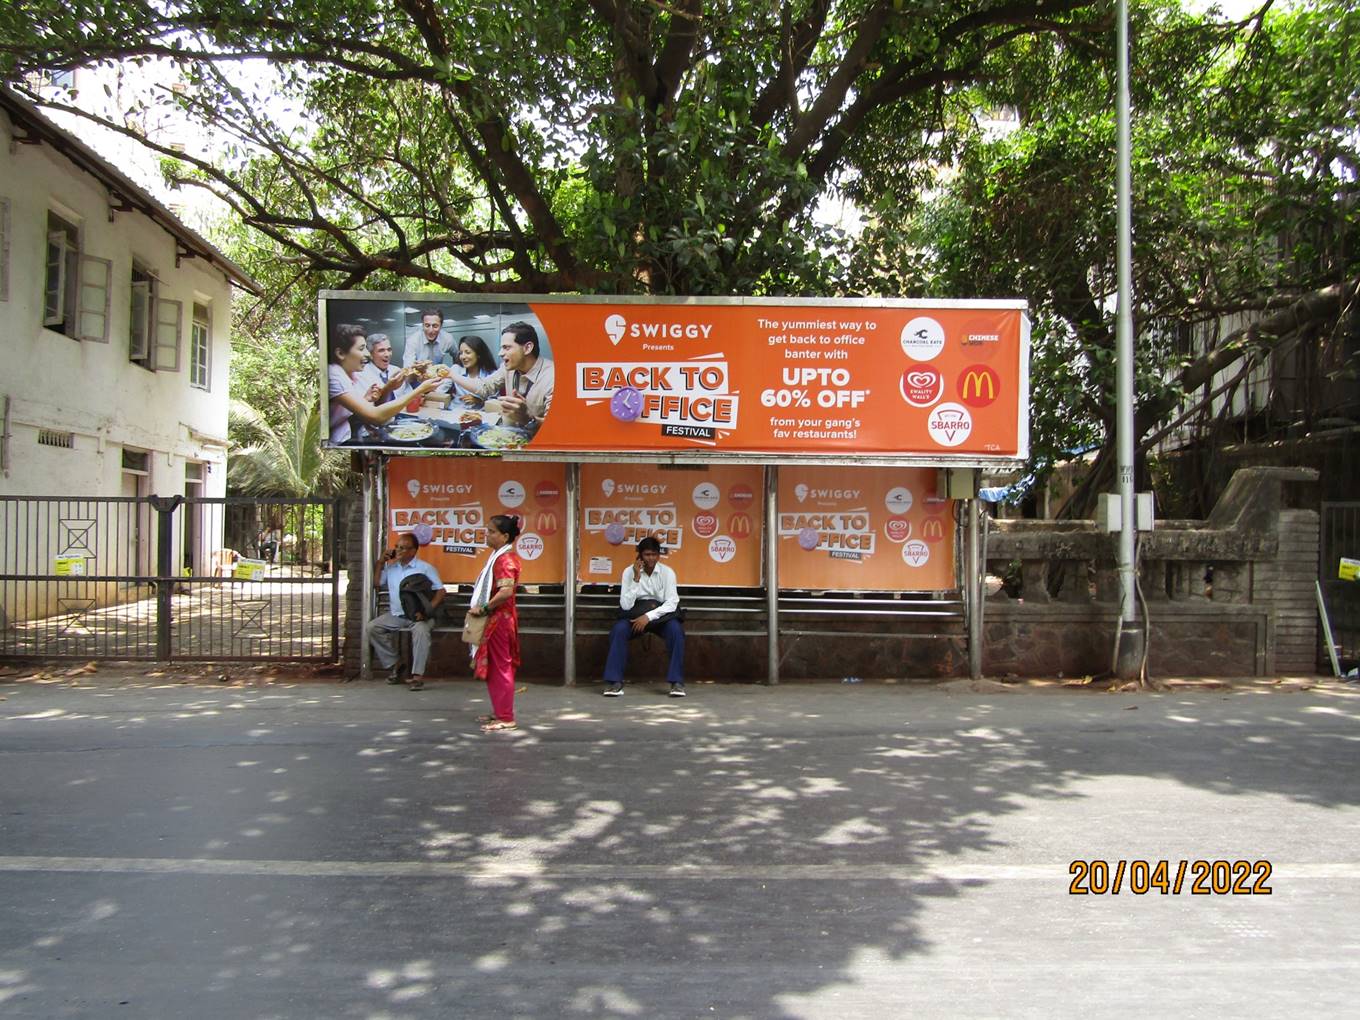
[0,0,1108,295]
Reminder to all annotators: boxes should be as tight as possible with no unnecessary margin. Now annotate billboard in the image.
[776,466,956,591]
[577,464,764,587]
[321,294,1028,464]
[386,459,567,584]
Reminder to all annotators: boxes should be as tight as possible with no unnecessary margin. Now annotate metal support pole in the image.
[359,457,374,678]
[967,499,982,680]
[564,462,579,686]
[1114,0,1144,679]
[152,494,181,661]
[765,465,779,685]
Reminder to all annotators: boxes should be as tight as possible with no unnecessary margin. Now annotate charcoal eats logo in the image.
[498,480,526,508]
[900,316,945,361]
[884,486,914,514]
[927,403,973,447]
[692,482,720,510]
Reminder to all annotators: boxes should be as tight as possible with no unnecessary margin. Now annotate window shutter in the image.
[129,279,151,358]
[153,297,182,371]
[44,230,67,325]
[78,255,112,342]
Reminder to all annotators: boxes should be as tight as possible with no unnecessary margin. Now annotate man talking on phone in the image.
[367,531,445,691]
[603,536,685,697]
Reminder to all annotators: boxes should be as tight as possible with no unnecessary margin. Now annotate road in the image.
[1,675,1357,1018]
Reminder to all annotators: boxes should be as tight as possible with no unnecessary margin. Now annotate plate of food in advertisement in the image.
[384,417,436,445]
[463,422,532,450]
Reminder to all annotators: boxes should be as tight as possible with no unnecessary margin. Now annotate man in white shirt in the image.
[403,308,454,368]
[447,320,555,432]
[355,334,410,403]
[367,532,446,691]
[603,536,685,697]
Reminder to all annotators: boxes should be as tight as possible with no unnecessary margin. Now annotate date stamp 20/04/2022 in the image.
[1069,859,1273,895]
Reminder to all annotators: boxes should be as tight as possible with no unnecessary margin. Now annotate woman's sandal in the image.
[480,718,517,731]
[475,714,496,725]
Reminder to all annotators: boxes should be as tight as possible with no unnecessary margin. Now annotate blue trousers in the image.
[603,617,685,685]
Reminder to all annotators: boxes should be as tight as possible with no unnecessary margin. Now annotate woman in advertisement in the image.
[328,324,440,444]
[447,334,499,407]
[466,514,523,731]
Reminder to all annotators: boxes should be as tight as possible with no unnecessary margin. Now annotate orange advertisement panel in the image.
[777,467,956,591]
[320,295,1027,462]
[386,458,567,584]
[578,464,763,587]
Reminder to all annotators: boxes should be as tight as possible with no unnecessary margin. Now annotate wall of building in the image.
[1,105,234,621]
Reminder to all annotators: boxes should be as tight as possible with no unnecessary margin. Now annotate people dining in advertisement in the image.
[323,302,556,449]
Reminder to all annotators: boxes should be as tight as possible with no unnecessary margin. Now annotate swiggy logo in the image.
[958,364,1000,408]
[921,516,947,545]
[728,512,753,538]
[534,511,559,536]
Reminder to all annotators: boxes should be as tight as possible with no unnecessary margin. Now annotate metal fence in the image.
[1320,501,1359,669]
[0,495,341,663]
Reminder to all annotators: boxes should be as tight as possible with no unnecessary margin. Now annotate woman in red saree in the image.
[467,515,522,731]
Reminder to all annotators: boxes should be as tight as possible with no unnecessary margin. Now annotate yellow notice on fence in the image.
[54,556,87,576]
[234,558,268,580]
[1340,557,1360,582]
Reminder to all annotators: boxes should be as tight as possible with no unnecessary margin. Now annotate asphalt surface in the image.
[1,674,1357,1018]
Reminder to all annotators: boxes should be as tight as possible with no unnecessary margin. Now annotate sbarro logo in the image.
[498,480,526,508]
[708,536,737,563]
[899,364,943,408]
[900,316,945,361]
[902,540,930,567]
[517,533,544,560]
[927,403,973,447]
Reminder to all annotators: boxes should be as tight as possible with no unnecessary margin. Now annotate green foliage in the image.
[910,0,1360,509]
[227,399,350,497]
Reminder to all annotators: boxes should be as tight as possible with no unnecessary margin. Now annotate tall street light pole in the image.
[1114,0,1144,679]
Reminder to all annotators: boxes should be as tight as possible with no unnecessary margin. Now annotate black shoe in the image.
[385,667,403,685]
[668,684,686,697]
[603,683,624,697]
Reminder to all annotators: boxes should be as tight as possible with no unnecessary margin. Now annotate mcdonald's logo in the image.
[728,513,753,538]
[535,511,559,536]
[958,364,999,408]
[921,517,946,544]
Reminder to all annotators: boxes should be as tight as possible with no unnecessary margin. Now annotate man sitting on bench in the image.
[603,536,686,698]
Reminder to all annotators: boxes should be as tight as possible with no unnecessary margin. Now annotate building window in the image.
[129,263,155,365]
[190,303,210,389]
[121,448,150,474]
[44,211,79,333]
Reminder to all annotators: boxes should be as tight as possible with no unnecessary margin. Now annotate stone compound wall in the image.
[340,466,1321,681]
[983,467,1321,677]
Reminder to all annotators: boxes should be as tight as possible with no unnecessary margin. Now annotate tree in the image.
[2,0,1111,298]
[911,0,1359,516]
[227,400,350,498]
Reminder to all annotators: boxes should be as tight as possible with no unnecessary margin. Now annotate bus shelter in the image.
[320,293,1030,682]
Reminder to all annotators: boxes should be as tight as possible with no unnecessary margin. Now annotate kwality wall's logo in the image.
[604,313,715,346]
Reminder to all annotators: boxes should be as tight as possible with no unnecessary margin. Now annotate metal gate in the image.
[1320,501,1359,671]
[0,495,341,663]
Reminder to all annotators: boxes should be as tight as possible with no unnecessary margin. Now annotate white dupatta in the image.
[468,542,514,658]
